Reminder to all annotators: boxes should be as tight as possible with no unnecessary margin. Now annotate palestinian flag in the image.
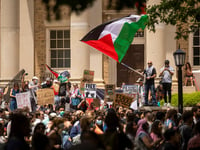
[45,64,70,83]
[81,14,148,63]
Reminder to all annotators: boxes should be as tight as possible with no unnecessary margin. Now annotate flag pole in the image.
[120,62,144,77]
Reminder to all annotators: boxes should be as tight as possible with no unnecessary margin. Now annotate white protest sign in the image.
[84,83,96,98]
[130,100,138,110]
[16,92,32,111]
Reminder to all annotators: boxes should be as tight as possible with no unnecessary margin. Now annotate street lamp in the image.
[173,48,186,114]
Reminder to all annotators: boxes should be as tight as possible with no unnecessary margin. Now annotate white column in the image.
[146,23,165,72]
[88,0,104,84]
[19,0,34,79]
[70,11,90,80]
[1,0,19,79]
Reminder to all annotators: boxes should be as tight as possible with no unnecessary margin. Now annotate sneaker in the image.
[167,103,171,107]
[164,103,167,106]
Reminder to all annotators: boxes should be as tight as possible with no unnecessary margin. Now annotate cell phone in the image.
[25,73,28,75]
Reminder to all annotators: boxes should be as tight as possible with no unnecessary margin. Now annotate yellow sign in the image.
[36,89,54,106]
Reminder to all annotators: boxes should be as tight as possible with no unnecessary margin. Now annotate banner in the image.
[16,92,32,111]
[36,89,54,106]
[85,83,96,98]
[114,93,134,108]
[105,84,115,102]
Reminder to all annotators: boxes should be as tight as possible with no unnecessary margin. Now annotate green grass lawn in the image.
[159,92,200,107]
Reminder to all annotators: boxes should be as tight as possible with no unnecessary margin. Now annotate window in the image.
[193,29,200,66]
[50,30,70,68]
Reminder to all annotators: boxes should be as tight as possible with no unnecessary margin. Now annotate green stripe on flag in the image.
[114,15,148,62]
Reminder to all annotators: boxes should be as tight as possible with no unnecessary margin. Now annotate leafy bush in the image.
[160,92,200,107]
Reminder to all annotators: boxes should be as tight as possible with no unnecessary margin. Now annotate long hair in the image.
[151,120,162,138]
[185,62,192,71]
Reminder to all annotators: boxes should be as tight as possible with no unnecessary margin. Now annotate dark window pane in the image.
[193,37,199,45]
[57,30,63,38]
[64,59,70,68]
[51,59,56,68]
[58,50,63,58]
[193,47,200,56]
[64,30,70,38]
[193,57,200,65]
[51,50,57,58]
[58,59,63,67]
[50,30,56,39]
[64,50,70,58]
[57,40,63,48]
[50,40,56,48]
[64,40,70,48]
[194,29,199,36]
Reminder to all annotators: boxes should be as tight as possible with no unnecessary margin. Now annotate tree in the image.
[146,0,200,40]
[42,0,146,19]
[42,0,200,40]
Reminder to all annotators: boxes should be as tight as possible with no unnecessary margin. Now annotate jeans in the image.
[144,84,157,104]
[10,99,17,111]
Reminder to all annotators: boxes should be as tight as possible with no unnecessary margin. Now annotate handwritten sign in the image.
[36,89,54,106]
[105,84,115,102]
[83,70,94,83]
[16,92,32,111]
[114,94,134,108]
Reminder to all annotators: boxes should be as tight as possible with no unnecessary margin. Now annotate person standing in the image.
[143,61,157,106]
[9,82,20,111]
[159,60,174,107]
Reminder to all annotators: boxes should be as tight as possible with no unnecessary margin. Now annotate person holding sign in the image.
[10,82,20,111]
[70,83,82,110]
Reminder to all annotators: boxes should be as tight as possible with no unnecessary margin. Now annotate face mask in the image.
[35,80,38,84]
[60,111,64,117]
[96,119,103,125]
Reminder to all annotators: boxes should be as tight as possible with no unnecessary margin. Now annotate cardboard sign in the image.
[105,84,115,102]
[36,89,54,106]
[85,83,96,98]
[16,92,32,111]
[83,70,94,83]
[122,85,138,94]
[114,93,134,108]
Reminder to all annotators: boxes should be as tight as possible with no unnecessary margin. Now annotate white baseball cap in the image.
[32,76,38,80]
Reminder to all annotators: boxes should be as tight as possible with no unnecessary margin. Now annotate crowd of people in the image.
[0,98,199,150]
[0,60,197,150]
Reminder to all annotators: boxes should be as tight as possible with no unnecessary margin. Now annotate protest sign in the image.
[83,70,94,83]
[16,92,32,111]
[36,89,54,106]
[59,83,66,96]
[80,70,95,95]
[105,84,115,102]
[114,93,134,108]
[122,85,138,100]
[85,83,96,98]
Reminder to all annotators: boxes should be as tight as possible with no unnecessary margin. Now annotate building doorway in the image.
[117,44,144,87]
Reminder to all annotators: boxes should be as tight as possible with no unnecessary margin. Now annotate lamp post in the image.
[173,48,186,114]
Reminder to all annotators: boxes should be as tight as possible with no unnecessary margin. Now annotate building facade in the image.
[0,0,198,87]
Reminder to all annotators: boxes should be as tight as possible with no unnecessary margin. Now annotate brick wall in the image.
[34,0,47,81]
